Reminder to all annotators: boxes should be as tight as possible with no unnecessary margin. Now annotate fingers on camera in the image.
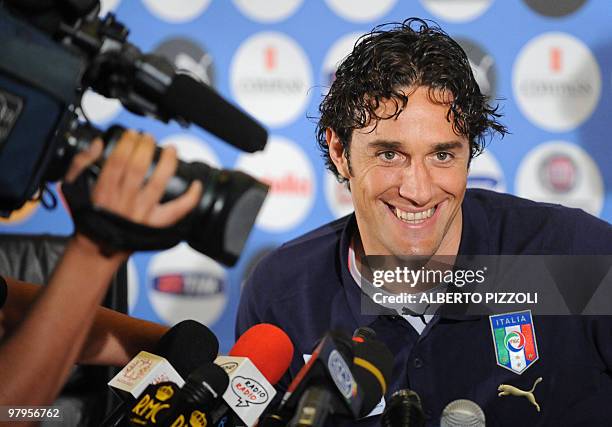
[64,138,104,183]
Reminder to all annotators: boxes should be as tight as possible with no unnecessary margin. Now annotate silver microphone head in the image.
[440,399,485,427]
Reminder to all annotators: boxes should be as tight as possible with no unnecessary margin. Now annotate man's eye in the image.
[436,152,453,162]
[380,151,396,161]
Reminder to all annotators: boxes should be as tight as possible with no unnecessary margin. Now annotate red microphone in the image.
[214,324,294,426]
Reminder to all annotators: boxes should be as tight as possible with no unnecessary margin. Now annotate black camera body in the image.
[0,0,269,265]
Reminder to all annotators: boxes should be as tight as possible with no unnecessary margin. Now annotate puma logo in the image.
[498,377,543,412]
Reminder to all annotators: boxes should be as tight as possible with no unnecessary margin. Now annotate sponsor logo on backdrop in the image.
[539,154,577,193]
[468,151,506,192]
[142,0,211,23]
[231,32,312,128]
[515,141,603,216]
[523,0,587,17]
[153,38,215,87]
[324,0,397,23]
[232,0,303,23]
[127,259,139,314]
[148,243,227,325]
[321,32,362,95]
[99,0,121,16]
[234,136,315,232]
[456,38,497,99]
[81,90,122,125]
[420,0,493,23]
[513,32,601,132]
[324,171,353,218]
[158,134,221,166]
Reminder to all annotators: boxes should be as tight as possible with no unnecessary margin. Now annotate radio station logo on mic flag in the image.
[230,376,270,407]
[215,355,276,427]
[489,310,539,374]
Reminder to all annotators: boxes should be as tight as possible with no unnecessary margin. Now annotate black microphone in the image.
[262,330,393,427]
[351,337,394,418]
[352,326,377,342]
[127,362,229,426]
[381,389,425,427]
[102,320,220,426]
[259,332,355,427]
[155,320,220,378]
[160,73,268,153]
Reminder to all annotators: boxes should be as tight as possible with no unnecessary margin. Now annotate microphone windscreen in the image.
[187,362,230,397]
[352,339,394,416]
[382,389,425,427]
[229,323,294,385]
[155,319,219,378]
[440,399,485,427]
[161,74,268,153]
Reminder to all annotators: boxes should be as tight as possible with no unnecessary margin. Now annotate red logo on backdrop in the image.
[539,154,578,193]
[549,47,563,73]
[152,273,224,297]
[262,173,312,196]
[264,46,277,71]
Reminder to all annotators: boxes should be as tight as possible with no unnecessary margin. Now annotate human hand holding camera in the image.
[63,130,202,260]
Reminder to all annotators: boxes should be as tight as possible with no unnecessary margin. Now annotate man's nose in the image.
[398,160,433,206]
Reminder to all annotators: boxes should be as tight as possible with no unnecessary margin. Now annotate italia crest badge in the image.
[489,310,539,374]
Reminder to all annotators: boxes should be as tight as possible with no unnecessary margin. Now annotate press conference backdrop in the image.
[2,0,611,352]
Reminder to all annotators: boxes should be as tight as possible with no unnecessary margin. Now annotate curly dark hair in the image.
[317,18,507,182]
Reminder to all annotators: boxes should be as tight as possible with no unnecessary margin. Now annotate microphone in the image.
[265,330,392,427]
[211,323,294,427]
[285,332,357,427]
[107,350,185,402]
[260,331,362,427]
[352,326,377,343]
[103,320,219,426]
[440,399,485,427]
[351,337,393,418]
[127,362,230,426]
[381,389,425,427]
[160,74,268,153]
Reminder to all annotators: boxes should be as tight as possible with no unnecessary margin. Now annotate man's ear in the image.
[326,128,350,179]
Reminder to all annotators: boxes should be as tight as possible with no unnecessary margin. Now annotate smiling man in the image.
[327,86,469,258]
[237,19,612,426]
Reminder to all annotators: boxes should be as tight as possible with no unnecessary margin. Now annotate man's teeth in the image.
[393,206,436,223]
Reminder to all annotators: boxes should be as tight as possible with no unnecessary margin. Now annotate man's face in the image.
[328,86,470,256]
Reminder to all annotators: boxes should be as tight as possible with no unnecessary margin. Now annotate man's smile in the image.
[387,203,439,225]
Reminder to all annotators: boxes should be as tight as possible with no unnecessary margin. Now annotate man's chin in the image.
[392,244,437,257]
